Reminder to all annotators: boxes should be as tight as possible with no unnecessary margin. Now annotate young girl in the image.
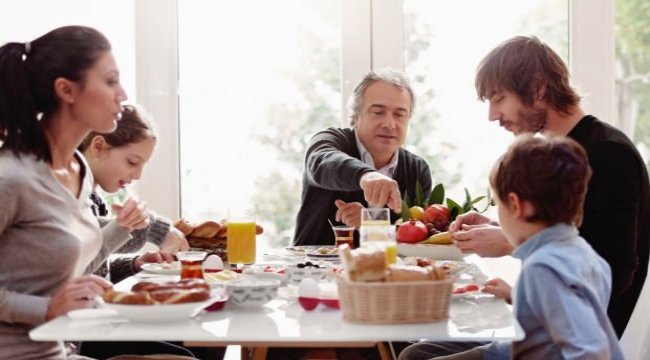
[79,104,189,283]
[0,26,149,359]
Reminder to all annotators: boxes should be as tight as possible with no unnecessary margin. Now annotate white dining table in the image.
[29,253,524,347]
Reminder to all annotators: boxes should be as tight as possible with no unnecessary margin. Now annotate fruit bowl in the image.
[396,243,464,260]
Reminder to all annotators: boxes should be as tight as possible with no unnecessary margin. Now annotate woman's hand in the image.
[112,197,150,231]
[160,226,190,253]
[133,251,175,271]
[46,275,112,320]
[481,278,512,304]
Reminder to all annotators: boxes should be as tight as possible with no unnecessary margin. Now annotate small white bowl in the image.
[285,264,331,285]
[226,279,281,308]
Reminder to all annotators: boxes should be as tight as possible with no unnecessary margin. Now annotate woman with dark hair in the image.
[0,26,150,359]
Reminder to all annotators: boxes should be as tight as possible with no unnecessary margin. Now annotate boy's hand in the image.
[112,197,150,231]
[482,278,512,304]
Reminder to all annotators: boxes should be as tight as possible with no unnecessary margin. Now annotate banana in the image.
[420,231,452,245]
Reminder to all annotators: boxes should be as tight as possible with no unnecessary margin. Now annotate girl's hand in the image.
[160,226,190,253]
[46,275,112,320]
[481,278,512,304]
[112,197,150,231]
[133,251,175,271]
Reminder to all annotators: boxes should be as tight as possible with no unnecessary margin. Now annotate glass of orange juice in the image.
[359,208,397,264]
[227,207,257,267]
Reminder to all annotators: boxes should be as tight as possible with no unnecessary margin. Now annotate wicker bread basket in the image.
[187,237,228,262]
[336,276,453,323]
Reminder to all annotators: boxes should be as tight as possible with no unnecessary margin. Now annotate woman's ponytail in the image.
[0,42,45,159]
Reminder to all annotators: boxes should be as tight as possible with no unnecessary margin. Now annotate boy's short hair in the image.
[489,134,592,226]
[475,36,580,113]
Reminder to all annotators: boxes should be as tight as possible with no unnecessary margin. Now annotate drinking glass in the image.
[331,225,355,248]
[226,207,257,267]
[176,251,207,279]
[359,208,397,264]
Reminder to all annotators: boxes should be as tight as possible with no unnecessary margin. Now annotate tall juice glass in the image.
[227,207,257,266]
[227,221,256,265]
[359,208,397,264]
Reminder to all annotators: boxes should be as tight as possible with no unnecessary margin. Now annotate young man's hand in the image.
[448,211,497,232]
[452,224,514,257]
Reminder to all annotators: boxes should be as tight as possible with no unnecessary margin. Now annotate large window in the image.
[616,0,650,165]
[178,1,341,248]
[177,0,570,246]
[0,0,136,104]
[403,0,568,212]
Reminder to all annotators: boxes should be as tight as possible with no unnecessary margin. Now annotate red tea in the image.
[180,259,204,279]
[333,226,355,249]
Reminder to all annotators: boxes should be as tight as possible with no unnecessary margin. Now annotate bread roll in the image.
[428,265,448,281]
[107,279,212,305]
[103,289,155,305]
[174,219,195,236]
[340,244,387,282]
[191,220,222,238]
[131,281,161,293]
[386,265,431,282]
[149,288,210,304]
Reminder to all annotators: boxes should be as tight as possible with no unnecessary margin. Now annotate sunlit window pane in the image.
[178,0,341,247]
[404,0,568,211]
[0,0,136,102]
[615,0,650,166]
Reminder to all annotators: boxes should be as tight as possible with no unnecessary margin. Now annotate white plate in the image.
[67,308,118,320]
[306,252,340,261]
[140,262,180,275]
[103,294,221,322]
[397,243,464,260]
[242,265,287,284]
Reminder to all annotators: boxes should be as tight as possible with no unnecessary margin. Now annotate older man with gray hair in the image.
[293,68,432,247]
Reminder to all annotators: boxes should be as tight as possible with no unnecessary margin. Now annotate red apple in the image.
[422,205,450,231]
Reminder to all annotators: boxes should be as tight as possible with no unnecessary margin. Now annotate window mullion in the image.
[569,0,616,127]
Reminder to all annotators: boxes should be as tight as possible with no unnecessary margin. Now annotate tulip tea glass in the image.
[331,225,355,248]
[176,251,208,279]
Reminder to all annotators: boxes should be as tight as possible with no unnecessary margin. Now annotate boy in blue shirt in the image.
[411,135,624,360]
[480,134,624,359]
